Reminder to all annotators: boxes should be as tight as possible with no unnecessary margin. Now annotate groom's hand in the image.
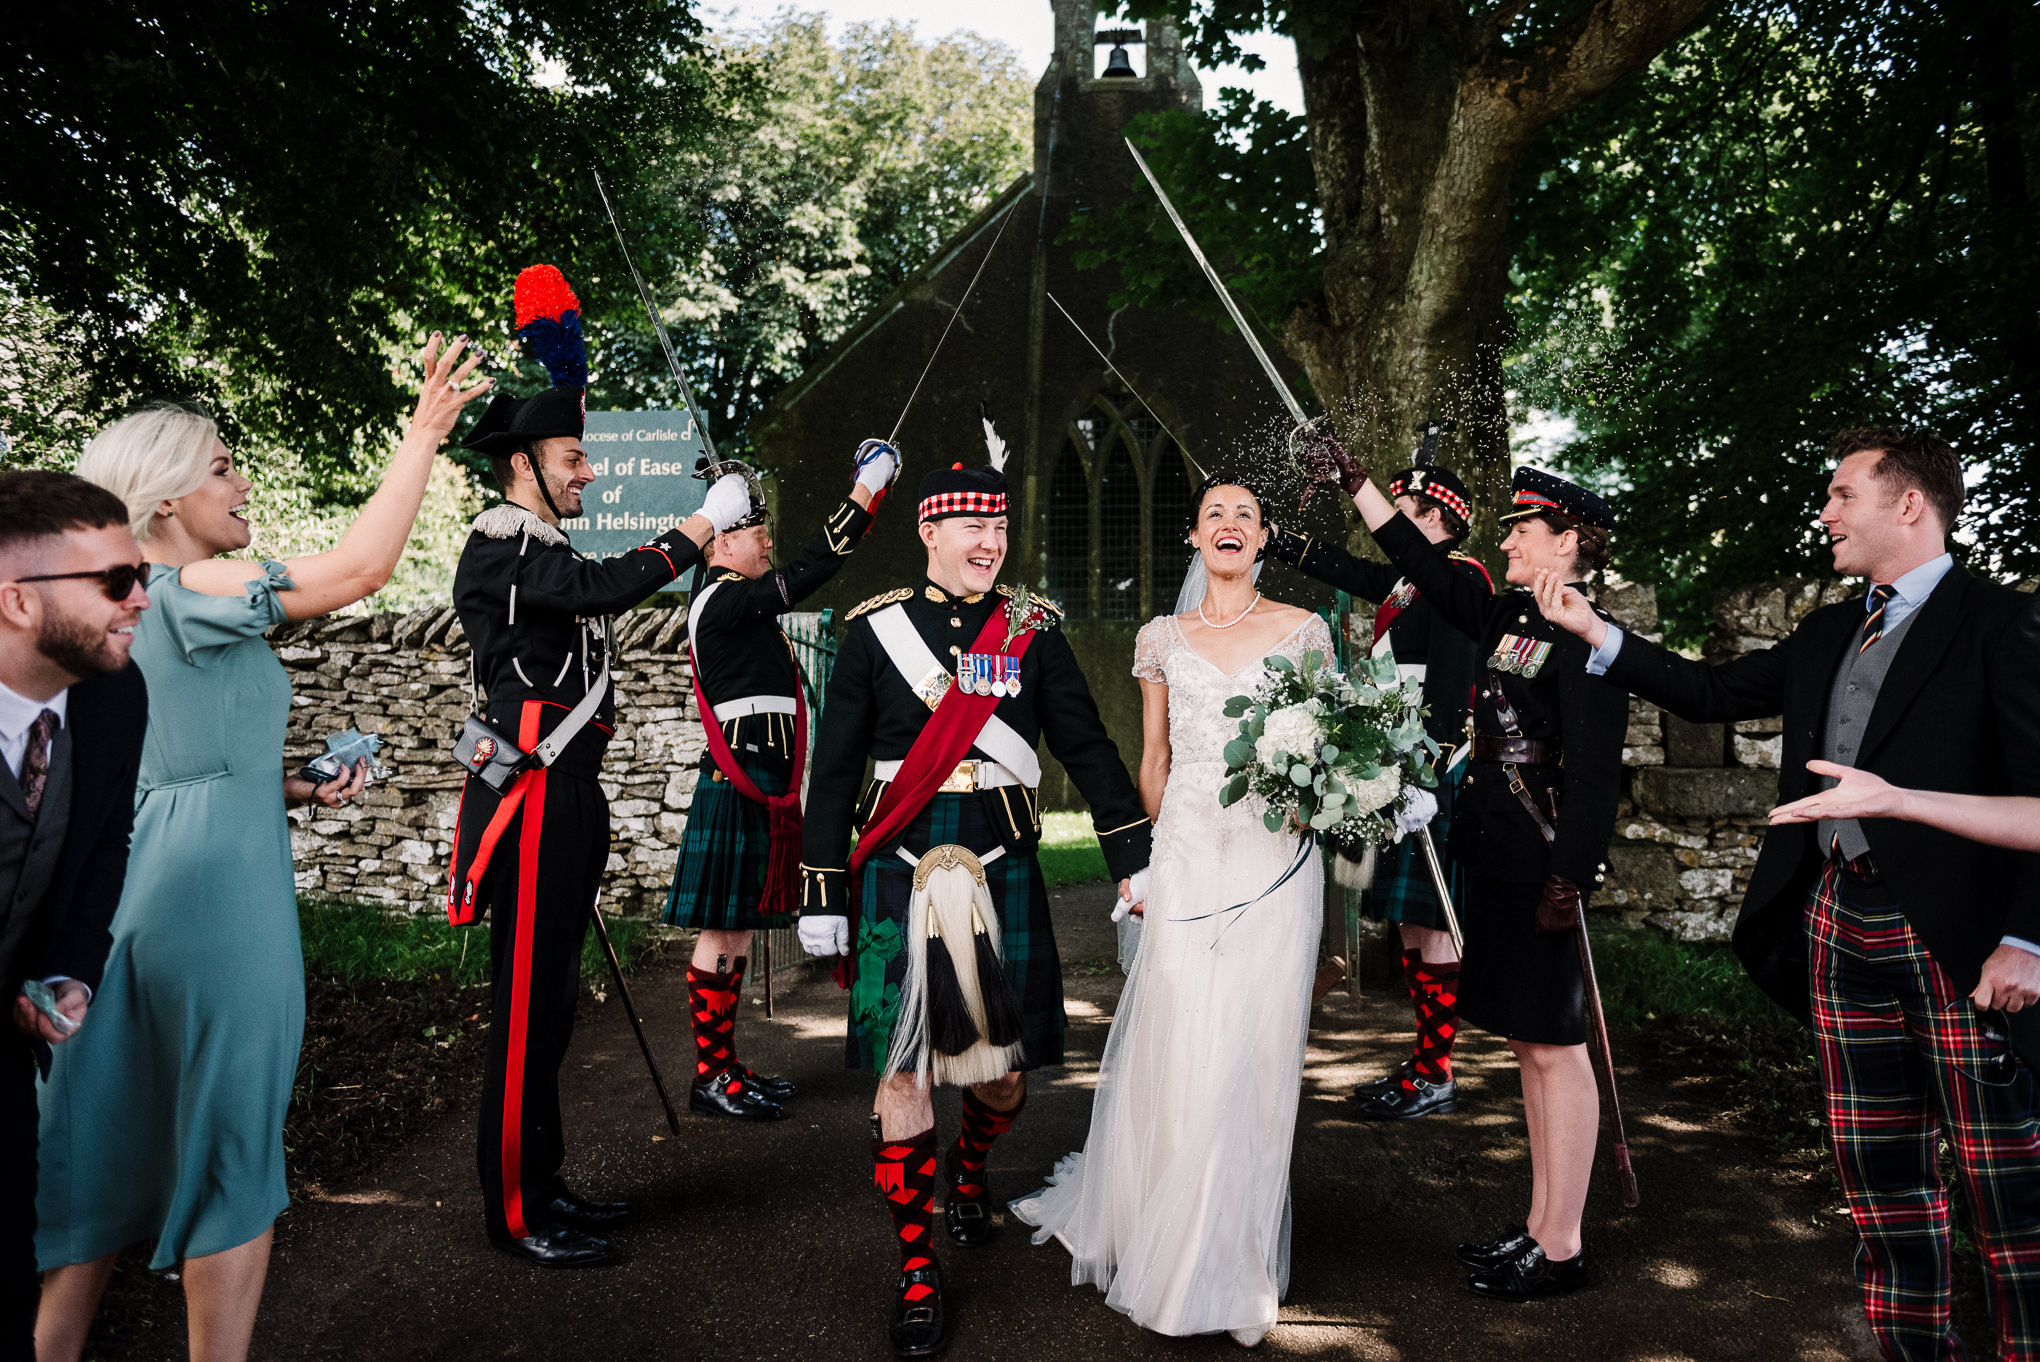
[798,914,851,957]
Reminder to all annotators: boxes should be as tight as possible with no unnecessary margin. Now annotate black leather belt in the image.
[1472,734,1563,766]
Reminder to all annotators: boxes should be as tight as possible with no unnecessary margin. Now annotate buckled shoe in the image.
[690,1068,787,1121]
[1350,1060,1414,1102]
[888,1261,950,1357]
[1467,1243,1587,1301]
[944,1157,996,1248]
[1354,1073,1457,1121]
[739,1065,797,1100]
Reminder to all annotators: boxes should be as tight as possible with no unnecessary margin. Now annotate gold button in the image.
[951,616,962,627]
[949,645,961,657]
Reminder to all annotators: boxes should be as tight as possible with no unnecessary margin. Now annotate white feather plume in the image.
[982,414,1009,472]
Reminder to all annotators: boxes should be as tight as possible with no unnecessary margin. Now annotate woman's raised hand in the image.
[1532,568,1603,643]
[1768,760,1902,826]
[407,332,494,444]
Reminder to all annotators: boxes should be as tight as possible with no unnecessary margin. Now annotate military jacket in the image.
[800,580,1152,913]
[452,503,702,776]
[1267,526,1489,750]
[689,496,872,781]
[1371,514,1628,888]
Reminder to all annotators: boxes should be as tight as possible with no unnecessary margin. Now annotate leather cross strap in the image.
[1482,670,1558,846]
[1471,734,1561,766]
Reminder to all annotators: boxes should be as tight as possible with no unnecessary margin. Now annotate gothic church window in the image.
[1043,390,1194,622]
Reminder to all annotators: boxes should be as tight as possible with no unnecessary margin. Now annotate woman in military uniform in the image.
[1315,434,1630,1302]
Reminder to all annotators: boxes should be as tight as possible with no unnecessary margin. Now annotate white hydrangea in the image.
[1345,764,1403,815]
[1256,703,1324,766]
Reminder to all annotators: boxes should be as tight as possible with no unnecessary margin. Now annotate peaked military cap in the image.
[1498,466,1614,530]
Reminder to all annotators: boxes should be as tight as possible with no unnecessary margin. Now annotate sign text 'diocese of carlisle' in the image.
[558,410,710,585]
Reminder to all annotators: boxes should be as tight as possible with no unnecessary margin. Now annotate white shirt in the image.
[0,676,67,781]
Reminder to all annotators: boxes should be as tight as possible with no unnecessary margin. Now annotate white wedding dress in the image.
[1010,611,1329,1339]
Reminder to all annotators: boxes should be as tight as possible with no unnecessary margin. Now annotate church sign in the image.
[557,409,709,585]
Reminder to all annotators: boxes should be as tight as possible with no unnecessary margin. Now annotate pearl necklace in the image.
[1198,591,1261,630]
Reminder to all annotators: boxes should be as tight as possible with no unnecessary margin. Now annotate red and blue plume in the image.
[514,264,586,389]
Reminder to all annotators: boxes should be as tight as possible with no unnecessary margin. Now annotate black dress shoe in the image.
[1456,1223,1532,1270]
[943,1165,995,1250]
[888,1261,950,1357]
[1354,1074,1457,1121]
[490,1225,614,1268]
[539,1188,632,1233]
[691,1068,787,1121]
[1467,1243,1587,1301]
[739,1065,797,1100]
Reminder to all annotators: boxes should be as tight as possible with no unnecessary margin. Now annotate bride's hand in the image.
[1112,870,1149,921]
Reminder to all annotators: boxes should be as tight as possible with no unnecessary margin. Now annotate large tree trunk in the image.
[1285,0,1717,553]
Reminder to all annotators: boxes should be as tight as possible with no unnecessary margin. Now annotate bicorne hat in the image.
[1498,466,1615,530]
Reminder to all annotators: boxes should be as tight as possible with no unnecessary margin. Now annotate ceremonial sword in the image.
[592,169,719,461]
[887,192,1024,446]
[1044,290,1203,481]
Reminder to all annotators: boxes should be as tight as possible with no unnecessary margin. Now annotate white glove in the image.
[700,473,753,533]
[1112,867,1151,923]
[1393,786,1439,838]
[855,450,898,496]
[798,914,851,958]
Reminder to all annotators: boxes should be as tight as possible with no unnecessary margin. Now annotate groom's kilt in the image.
[846,790,1063,1077]
[663,750,791,931]
[1362,764,1464,932]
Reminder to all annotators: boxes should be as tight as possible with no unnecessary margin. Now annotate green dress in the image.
[36,561,304,1269]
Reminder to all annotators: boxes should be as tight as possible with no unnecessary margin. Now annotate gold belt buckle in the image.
[939,761,979,794]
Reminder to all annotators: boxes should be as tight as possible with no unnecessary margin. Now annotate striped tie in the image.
[1859,584,1896,654]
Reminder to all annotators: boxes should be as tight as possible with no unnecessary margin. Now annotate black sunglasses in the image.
[15,562,150,602]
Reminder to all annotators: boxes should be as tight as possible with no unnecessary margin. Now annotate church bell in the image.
[1095,27,1142,78]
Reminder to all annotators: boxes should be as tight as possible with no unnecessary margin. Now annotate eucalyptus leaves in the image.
[1217,648,1439,855]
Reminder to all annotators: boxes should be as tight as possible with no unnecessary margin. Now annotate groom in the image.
[799,458,1151,1357]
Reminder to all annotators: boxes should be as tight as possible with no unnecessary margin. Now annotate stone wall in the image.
[276,604,707,919]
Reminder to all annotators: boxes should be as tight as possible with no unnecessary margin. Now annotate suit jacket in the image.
[0,663,148,999]
[1604,569,2040,1044]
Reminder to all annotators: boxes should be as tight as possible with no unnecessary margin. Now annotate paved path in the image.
[251,884,1874,1360]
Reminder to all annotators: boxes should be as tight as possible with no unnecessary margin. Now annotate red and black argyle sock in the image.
[947,1088,1024,1201]
[688,966,739,1080]
[1408,959,1460,1086]
[872,1124,939,1278]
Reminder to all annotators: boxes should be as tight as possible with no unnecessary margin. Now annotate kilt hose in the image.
[455,741,609,1243]
[1363,764,1464,931]
[664,747,792,932]
[847,791,1063,1077]
[1808,860,2040,1361]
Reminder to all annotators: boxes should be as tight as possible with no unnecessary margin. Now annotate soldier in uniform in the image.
[798,456,1152,1357]
[1268,460,1491,1120]
[445,265,757,1268]
[662,440,898,1122]
[1313,433,1630,1302]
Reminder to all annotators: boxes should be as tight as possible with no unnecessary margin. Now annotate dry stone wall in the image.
[276,603,708,919]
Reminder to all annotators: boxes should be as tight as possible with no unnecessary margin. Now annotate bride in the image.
[1010,473,1329,1348]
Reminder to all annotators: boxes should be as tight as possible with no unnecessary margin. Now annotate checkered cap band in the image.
[918,490,1008,522]
[1390,475,1472,523]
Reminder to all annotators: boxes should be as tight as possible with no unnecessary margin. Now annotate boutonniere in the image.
[1002,585,1054,650]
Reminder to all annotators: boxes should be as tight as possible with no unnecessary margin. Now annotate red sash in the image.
[848,603,1037,877]
[690,638,808,919]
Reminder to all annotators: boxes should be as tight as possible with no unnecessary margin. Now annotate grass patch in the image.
[1038,810,1109,888]
[298,896,665,987]
[1588,924,1783,1029]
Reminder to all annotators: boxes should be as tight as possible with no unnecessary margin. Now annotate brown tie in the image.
[20,709,58,817]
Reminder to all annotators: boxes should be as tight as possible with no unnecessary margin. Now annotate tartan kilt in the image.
[1362,762,1464,931]
[846,791,1062,1078]
[662,751,791,931]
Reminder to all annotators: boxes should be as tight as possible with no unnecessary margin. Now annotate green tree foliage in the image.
[0,0,713,478]
[594,13,1034,455]
[1511,0,2038,639]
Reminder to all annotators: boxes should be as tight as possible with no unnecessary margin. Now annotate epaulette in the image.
[845,587,914,621]
[715,570,746,583]
[1448,551,1497,591]
[997,584,1066,617]
[470,502,567,547]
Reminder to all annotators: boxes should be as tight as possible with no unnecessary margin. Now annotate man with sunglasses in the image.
[0,470,150,1354]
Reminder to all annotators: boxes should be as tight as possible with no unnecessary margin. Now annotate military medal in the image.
[959,652,1019,699]
[1488,633,1553,677]
[1383,578,1419,611]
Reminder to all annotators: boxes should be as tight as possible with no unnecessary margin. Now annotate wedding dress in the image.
[1010,610,1329,1340]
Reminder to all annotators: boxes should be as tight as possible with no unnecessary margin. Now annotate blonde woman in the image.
[35,336,488,1362]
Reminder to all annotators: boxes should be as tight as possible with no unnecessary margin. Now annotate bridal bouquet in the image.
[1216,648,1437,857]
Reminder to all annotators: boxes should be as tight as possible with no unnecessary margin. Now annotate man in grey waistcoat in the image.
[0,471,150,1354]
[1533,429,2040,1361]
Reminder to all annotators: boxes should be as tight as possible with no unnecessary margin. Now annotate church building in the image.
[750,0,1333,803]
